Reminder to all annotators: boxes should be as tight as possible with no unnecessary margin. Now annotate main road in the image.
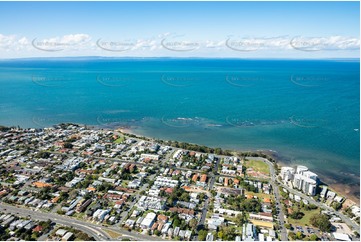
[246,157,288,241]
[0,202,107,240]
[0,202,166,241]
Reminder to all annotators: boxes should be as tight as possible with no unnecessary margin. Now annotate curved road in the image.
[0,202,167,241]
[0,202,107,240]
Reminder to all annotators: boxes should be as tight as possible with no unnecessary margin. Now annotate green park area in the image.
[114,136,125,144]
[244,159,270,175]
[287,206,321,227]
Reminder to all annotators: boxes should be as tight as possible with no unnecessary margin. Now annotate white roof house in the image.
[332,232,351,241]
[62,232,74,241]
[140,212,156,229]
[55,229,68,236]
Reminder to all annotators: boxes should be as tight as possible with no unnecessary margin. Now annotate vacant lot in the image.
[250,219,274,229]
[244,159,270,175]
[245,191,274,200]
[114,136,125,144]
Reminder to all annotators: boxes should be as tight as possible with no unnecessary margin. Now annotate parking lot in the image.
[290,225,329,240]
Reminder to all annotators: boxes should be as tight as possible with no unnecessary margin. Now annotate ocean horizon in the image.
[0,57,359,199]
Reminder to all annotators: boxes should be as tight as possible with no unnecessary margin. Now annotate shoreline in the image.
[275,158,360,206]
[116,125,360,205]
[3,123,360,205]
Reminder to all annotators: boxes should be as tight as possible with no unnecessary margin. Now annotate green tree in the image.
[217,231,224,239]
[198,230,208,241]
[310,214,332,232]
[31,232,39,240]
[288,232,296,240]
[289,211,305,220]
[332,202,342,211]
[180,192,190,202]
[39,186,55,200]
[173,218,181,227]
[221,226,237,240]
[296,231,304,240]
[35,151,50,159]
[189,218,198,230]
[240,198,261,212]
[235,213,246,226]
[308,204,318,210]
[310,234,318,241]
[57,210,66,215]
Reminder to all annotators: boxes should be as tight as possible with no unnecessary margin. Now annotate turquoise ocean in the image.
[0,58,359,198]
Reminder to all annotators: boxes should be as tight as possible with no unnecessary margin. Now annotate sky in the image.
[0,1,359,59]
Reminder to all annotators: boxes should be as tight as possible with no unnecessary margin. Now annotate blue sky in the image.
[0,1,359,58]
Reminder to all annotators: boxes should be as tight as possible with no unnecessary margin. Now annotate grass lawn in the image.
[223,215,239,223]
[121,180,129,187]
[245,191,274,200]
[244,159,270,175]
[71,212,85,219]
[228,225,243,236]
[103,228,122,239]
[114,136,125,144]
[287,207,320,227]
[234,226,243,234]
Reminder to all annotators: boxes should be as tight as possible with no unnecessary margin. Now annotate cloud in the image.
[205,40,225,49]
[0,34,17,49]
[0,34,31,52]
[60,34,91,45]
[224,35,360,52]
[32,34,92,51]
[290,36,360,51]
[0,33,359,58]
[18,37,29,45]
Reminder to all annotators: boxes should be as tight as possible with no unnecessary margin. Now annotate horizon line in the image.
[0,56,360,61]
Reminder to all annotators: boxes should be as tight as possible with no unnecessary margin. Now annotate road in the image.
[0,202,107,241]
[196,197,209,240]
[195,170,216,240]
[0,202,167,241]
[20,140,360,241]
[51,151,203,174]
[198,198,209,228]
[194,156,220,241]
[119,182,150,225]
[252,157,288,241]
[249,157,360,237]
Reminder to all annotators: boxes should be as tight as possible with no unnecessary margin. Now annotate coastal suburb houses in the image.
[0,124,359,241]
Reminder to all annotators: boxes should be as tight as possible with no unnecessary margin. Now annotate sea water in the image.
[0,58,359,197]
